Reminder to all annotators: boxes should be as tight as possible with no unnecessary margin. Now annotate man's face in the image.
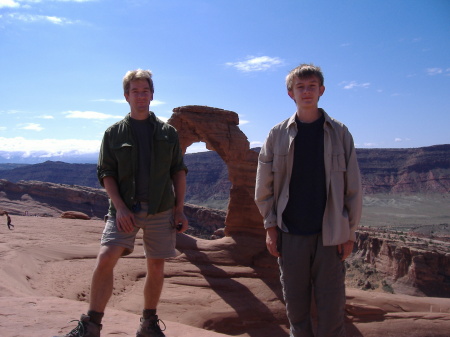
[124,79,153,115]
[288,76,325,109]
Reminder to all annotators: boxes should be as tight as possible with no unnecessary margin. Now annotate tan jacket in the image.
[255,109,362,245]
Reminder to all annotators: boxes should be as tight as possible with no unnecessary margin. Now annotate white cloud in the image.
[92,99,127,104]
[426,68,450,76]
[0,109,21,114]
[93,99,165,106]
[0,137,101,157]
[19,123,44,131]
[250,141,263,148]
[395,137,410,143]
[157,116,168,123]
[226,56,283,72]
[426,68,443,76]
[5,13,78,25]
[340,81,370,90]
[151,100,165,106]
[363,142,378,147]
[0,0,20,8]
[63,110,123,120]
[38,115,54,119]
[0,126,7,131]
[17,0,94,3]
[186,142,208,154]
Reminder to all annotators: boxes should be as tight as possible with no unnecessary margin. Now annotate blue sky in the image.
[0,0,449,162]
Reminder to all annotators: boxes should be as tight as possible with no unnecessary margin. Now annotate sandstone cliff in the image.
[349,230,450,298]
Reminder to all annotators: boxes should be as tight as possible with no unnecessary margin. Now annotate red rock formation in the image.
[168,105,263,236]
[0,179,108,218]
[61,211,90,220]
[353,231,450,297]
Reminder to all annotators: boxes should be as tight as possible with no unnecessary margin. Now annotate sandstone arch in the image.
[168,105,263,236]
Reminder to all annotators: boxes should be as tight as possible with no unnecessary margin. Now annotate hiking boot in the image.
[136,314,166,337]
[55,314,102,337]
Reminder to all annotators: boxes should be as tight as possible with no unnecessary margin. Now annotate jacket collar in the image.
[287,108,334,130]
[124,111,157,124]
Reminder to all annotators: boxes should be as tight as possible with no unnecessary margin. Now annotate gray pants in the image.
[278,231,346,337]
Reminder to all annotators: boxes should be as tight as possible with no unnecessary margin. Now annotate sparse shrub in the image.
[382,280,394,294]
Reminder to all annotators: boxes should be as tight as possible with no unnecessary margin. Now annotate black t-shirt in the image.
[282,114,327,235]
[130,117,154,202]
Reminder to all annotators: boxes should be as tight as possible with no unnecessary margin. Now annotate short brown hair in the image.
[286,64,324,91]
[123,69,154,94]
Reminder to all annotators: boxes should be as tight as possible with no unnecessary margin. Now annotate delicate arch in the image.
[168,105,263,236]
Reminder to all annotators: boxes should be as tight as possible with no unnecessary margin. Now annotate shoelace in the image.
[66,319,86,337]
[150,318,166,332]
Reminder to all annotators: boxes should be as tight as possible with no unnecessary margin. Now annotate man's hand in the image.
[173,208,188,233]
[337,240,354,261]
[115,206,136,233]
[266,226,280,257]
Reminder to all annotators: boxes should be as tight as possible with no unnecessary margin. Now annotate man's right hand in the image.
[103,176,136,233]
[115,206,136,233]
[266,226,281,257]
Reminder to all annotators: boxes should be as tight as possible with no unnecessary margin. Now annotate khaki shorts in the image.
[101,204,176,259]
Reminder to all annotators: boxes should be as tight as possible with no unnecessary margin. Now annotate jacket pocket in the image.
[111,142,133,163]
[331,153,346,172]
[272,151,288,172]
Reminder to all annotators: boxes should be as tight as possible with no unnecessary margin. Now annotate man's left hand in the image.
[337,240,354,261]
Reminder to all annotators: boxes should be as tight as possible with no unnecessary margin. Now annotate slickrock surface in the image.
[1,216,450,337]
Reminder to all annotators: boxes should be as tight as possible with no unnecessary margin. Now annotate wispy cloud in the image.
[226,56,283,72]
[395,137,410,143]
[5,13,78,24]
[63,110,123,120]
[9,0,95,5]
[0,109,21,114]
[0,136,101,157]
[250,141,263,148]
[92,99,127,104]
[19,123,44,131]
[185,142,208,154]
[2,0,92,24]
[38,115,54,119]
[426,68,450,76]
[0,126,7,131]
[93,99,166,106]
[340,81,370,90]
[0,0,20,9]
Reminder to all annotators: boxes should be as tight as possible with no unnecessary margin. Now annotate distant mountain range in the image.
[0,144,449,210]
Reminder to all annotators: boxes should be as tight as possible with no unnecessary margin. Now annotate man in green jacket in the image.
[59,69,188,337]
[255,64,362,337]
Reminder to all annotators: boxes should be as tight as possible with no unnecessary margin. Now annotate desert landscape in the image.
[1,106,450,336]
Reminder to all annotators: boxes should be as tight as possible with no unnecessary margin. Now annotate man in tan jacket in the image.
[255,64,362,337]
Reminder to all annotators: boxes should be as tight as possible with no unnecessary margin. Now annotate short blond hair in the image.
[286,64,324,91]
[123,69,154,94]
